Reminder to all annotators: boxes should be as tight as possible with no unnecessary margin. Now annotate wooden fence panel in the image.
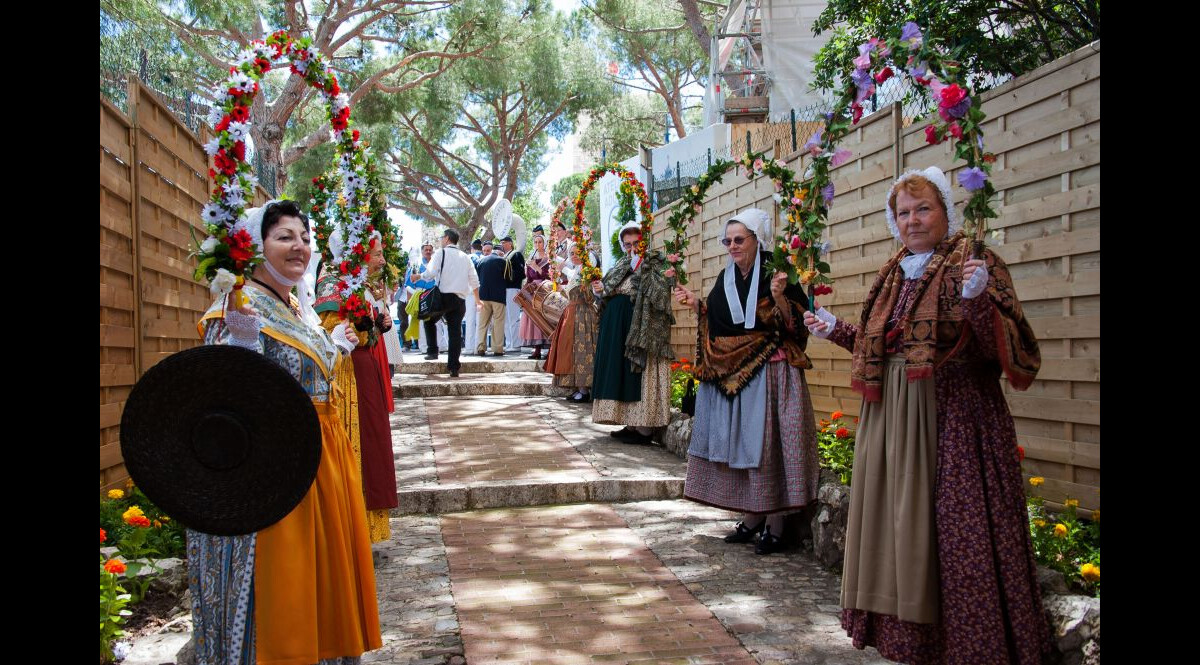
[99,79,272,492]
[651,43,1100,510]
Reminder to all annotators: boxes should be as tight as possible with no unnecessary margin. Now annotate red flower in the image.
[924,124,941,145]
[103,559,127,575]
[126,515,151,529]
[339,261,349,274]
[874,66,894,84]
[939,84,968,109]
[948,122,963,139]
[915,76,931,86]
[231,141,246,161]
[352,129,360,142]
[813,284,833,296]
[230,105,250,122]
[327,80,340,97]
[982,153,997,164]
[100,528,106,544]
[312,176,321,184]
[313,205,321,213]
[835,427,850,438]
[851,102,864,124]
[215,115,231,132]
[1016,445,1025,461]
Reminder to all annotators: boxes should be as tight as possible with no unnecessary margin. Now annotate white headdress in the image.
[617,221,643,270]
[722,208,770,329]
[236,200,321,327]
[884,166,960,243]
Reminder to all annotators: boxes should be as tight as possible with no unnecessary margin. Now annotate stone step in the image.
[398,358,542,374]
[395,372,561,398]
[394,477,685,515]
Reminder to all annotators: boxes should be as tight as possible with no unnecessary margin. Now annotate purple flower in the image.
[822,184,835,204]
[958,167,988,192]
[908,61,928,79]
[830,148,852,167]
[851,68,874,101]
[803,129,823,155]
[943,97,971,120]
[824,111,835,121]
[901,22,923,45]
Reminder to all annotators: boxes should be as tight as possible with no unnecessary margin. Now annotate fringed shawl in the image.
[851,231,1040,401]
[600,251,676,370]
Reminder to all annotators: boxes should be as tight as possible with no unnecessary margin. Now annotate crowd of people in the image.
[185,164,1050,664]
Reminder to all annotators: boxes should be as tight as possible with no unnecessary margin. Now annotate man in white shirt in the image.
[422,228,481,377]
[464,238,484,354]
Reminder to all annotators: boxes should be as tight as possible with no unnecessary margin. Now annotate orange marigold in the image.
[830,410,843,420]
[126,515,152,528]
[671,362,682,371]
[835,427,850,438]
[100,528,106,544]
[103,559,127,575]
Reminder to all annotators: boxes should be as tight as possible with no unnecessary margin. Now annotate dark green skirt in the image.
[592,294,641,402]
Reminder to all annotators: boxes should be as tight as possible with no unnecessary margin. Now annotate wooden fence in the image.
[100,78,270,493]
[652,43,1100,511]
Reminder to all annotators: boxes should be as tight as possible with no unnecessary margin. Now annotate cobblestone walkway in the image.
[442,504,756,665]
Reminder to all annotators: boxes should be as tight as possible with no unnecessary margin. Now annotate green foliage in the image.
[668,358,696,410]
[817,414,856,486]
[610,228,622,259]
[811,1,1100,93]
[99,486,187,561]
[552,173,601,239]
[580,93,668,162]
[1026,485,1101,597]
[99,563,133,663]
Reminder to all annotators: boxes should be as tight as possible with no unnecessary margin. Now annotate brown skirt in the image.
[841,356,939,624]
[544,288,597,389]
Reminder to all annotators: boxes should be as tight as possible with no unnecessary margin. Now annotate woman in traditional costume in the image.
[192,199,381,664]
[803,167,1049,664]
[517,233,553,359]
[544,245,598,403]
[314,230,398,544]
[673,208,819,555]
[590,221,674,444]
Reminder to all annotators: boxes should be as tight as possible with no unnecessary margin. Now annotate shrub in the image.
[1026,478,1100,597]
[817,411,856,485]
[669,357,696,410]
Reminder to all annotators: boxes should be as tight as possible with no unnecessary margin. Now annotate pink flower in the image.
[664,268,676,278]
[948,122,963,139]
[924,124,941,144]
[874,66,894,83]
[774,180,783,192]
[667,253,680,263]
[789,235,802,250]
[790,196,803,206]
[830,149,852,168]
[927,77,946,99]
[752,158,764,172]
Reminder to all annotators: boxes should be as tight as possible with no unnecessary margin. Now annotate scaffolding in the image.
[711,0,770,124]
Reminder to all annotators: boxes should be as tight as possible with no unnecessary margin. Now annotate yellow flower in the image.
[107,489,125,500]
[1029,476,1045,487]
[160,516,170,523]
[1090,509,1098,523]
[1053,523,1068,538]
[122,506,146,522]
[1079,562,1100,582]
[153,520,163,529]
[1064,498,1079,508]
[1033,519,1046,528]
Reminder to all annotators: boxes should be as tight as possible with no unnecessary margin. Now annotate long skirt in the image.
[515,281,552,346]
[351,346,399,518]
[841,357,1052,664]
[684,360,818,514]
[332,352,392,544]
[590,294,670,427]
[187,402,382,665]
[544,289,597,389]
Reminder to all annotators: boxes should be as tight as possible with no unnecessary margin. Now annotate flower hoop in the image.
[545,196,572,290]
[192,30,373,321]
[309,171,341,265]
[665,150,834,294]
[572,164,653,282]
[856,22,998,254]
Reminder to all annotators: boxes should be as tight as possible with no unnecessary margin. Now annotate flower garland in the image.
[545,196,572,290]
[859,22,998,253]
[192,30,372,321]
[663,21,998,296]
[572,164,653,282]
[365,148,406,288]
[308,171,341,265]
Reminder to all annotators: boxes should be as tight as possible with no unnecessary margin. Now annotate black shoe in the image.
[755,526,786,555]
[610,426,636,440]
[449,370,460,377]
[724,520,765,544]
[424,353,438,360]
[625,431,655,445]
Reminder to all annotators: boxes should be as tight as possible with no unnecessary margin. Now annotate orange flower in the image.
[153,520,163,528]
[819,419,830,426]
[835,427,850,438]
[100,528,106,544]
[103,559,127,575]
[830,410,843,420]
[671,362,682,371]
[126,515,151,529]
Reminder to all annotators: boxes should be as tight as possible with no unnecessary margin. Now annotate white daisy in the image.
[222,180,243,196]
[201,203,227,224]
[234,49,257,68]
[200,236,219,253]
[227,121,251,141]
[202,137,222,156]
[206,106,224,127]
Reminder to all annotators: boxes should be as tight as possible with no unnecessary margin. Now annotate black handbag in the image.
[417,250,446,321]
[681,377,697,416]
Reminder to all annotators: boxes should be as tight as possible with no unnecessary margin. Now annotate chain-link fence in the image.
[650,72,1016,208]
[100,7,279,196]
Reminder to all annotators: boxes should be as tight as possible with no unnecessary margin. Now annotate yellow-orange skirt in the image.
[253,402,382,664]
